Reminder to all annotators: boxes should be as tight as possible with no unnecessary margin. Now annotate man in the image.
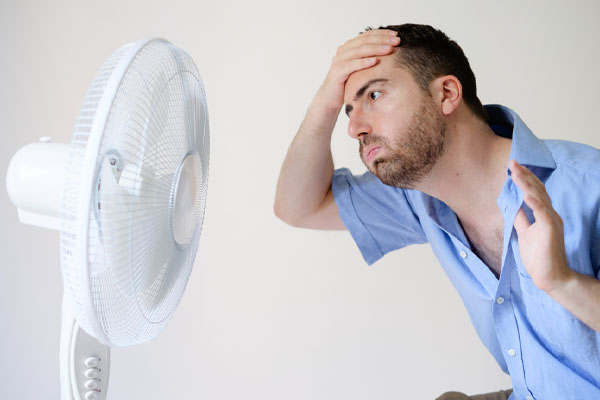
[274,24,600,399]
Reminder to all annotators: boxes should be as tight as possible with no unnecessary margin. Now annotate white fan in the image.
[6,37,209,400]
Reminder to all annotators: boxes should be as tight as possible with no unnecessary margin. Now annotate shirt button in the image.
[496,297,505,304]
[459,250,467,259]
[507,348,516,357]
[526,396,533,400]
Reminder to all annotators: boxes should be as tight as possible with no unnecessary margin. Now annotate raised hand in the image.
[510,160,573,293]
[275,31,399,229]
[315,29,400,111]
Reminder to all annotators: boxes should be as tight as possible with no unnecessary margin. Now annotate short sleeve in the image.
[594,215,600,280]
[331,168,427,265]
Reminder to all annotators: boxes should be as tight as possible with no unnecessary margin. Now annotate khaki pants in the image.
[436,389,513,400]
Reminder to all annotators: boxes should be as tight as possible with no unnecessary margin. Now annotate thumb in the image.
[514,208,531,236]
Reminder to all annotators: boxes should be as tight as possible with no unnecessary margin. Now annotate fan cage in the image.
[60,38,209,347]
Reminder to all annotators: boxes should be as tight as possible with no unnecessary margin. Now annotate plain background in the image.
[1,0,599,399]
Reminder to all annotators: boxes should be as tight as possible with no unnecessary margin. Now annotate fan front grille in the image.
[60,39,209,346]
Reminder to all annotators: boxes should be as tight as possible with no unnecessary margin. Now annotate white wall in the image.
[1,0,599,399]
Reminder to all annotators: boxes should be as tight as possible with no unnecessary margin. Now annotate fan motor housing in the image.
[6,140,71,230]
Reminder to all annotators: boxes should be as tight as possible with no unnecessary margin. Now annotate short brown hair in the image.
[369,24,488,122]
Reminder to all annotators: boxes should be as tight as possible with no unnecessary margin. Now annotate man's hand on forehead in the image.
[314,29,400,111]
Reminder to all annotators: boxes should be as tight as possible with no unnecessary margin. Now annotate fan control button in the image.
[84,391,100,400]
[84,379,100,390]
[84,368,100,379]
[83,356,100,368]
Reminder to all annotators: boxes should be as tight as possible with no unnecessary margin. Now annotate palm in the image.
[510,160,571,293]
[515,208,566,292]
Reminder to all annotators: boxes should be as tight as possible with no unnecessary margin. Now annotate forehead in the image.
[343,52,417,103]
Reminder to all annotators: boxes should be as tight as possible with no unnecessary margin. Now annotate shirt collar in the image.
[485,104,556,172]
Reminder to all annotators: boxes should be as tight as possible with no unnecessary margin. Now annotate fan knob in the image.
[84,391,100,400]
[83,356,100,368]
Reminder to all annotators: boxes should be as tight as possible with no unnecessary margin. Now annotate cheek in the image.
[377,103,410,134]
[381,91,416,119]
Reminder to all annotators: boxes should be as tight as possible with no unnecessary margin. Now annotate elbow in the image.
[273,199,286,222]
[273,197,303,227]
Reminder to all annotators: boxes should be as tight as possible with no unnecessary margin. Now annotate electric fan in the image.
[6,37,209,400]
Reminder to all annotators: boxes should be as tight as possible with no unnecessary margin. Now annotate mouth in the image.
[364,146,381,163]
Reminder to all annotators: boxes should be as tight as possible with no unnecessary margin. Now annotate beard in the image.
[359,98,447,189]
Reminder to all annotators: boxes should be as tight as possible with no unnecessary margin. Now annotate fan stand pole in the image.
[60,295,110,400]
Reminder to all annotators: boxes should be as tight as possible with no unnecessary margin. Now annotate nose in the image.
[347,109,371,140]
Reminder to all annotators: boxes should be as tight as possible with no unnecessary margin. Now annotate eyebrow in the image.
[345,78,389,117]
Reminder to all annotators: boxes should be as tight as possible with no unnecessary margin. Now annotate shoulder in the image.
[543,139,600,241]
[544,139,600,179]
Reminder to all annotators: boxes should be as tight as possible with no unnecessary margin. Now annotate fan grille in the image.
[60,39,209,347]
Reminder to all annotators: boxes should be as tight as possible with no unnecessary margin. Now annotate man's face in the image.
[343,53,447,189]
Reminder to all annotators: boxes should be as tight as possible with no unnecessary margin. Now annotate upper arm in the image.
[292,188,346,231]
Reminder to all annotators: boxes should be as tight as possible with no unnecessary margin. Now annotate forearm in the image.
[274,98,340,225]
[274,29,399,226]
[548,270,600,332]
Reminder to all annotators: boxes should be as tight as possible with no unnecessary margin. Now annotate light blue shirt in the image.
[332,105,600,399]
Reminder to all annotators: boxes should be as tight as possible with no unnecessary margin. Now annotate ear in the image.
[430,75,462,116]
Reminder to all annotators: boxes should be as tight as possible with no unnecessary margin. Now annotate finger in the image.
[335,36,400,56]
[510,162,557,225]
[514,207,531,236]
[329,43,394,82]
[509,161,551,205]
[515,178,552,222]
[512,161,547,195]
[357,29,399,38]
[335,43,396,63]
[523,193,544,214]
[509,160,543,190]
[513,173,547,208]
[331,57,378,80]
[340,32,400,55]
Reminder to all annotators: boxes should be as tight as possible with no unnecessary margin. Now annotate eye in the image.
[369,91,382,101]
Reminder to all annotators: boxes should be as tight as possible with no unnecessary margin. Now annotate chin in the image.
[363,157,382,175]
[373,159,422,189]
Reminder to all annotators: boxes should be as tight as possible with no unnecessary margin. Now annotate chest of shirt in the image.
[458,214,504,277]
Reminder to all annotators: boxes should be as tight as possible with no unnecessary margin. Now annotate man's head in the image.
[376,23,487,122]
[343,23,485,189]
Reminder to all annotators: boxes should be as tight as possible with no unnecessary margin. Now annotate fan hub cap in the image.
[171,152,201,247]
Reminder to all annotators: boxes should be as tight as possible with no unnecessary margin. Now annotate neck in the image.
[415,112,512,224]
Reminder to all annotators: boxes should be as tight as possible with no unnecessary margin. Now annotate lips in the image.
[364,146,381,163]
